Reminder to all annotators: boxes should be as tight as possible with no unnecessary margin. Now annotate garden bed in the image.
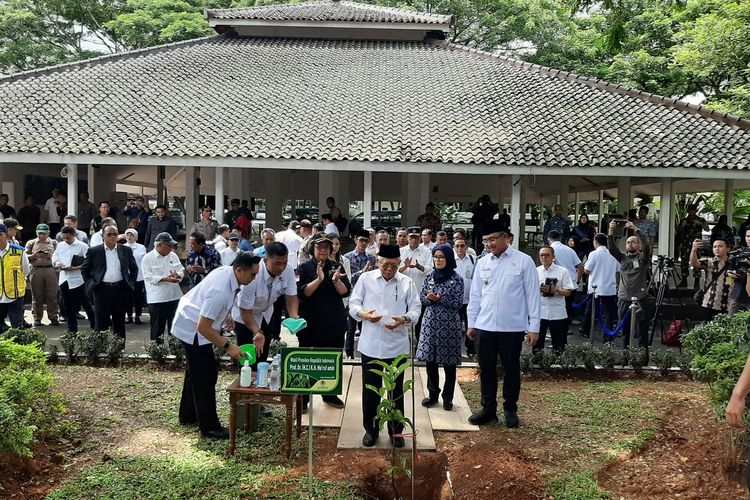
[2,363,748,499]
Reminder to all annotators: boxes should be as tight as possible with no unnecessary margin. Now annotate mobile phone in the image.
[543,278,558,297]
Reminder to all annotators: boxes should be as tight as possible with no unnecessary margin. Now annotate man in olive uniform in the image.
[25,224,60,326]
[676,204,708,288]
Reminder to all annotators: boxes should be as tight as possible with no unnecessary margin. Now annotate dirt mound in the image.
[0,439,73,499]
[598,399,750,500]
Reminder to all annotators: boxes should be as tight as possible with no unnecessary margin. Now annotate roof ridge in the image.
[206,0,453,23]
[0,35,220,84]
[430,39,750,132]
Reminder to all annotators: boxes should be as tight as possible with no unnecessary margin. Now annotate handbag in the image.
[71,254,85,267]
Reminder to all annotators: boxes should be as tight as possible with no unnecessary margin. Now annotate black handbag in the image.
[71,254,85,267]
[693,261,730,304]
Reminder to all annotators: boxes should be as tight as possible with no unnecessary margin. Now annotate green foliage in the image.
[60,330,78,361]
[0,339,66,457]
[364,353,414,491]
[105,334,126,364]
[558,345,579,370]
[650,349,678,376]
[47,344,60,363]
[1,327,46,350]
[626,346,649,373]
[577,342,598,371]
[598,343,619,371]
[78,330,109,365]
[520,349,535,371]
[146,340,169,364]
[532,348,558,370]
[545,470,611,500]
[167,334,185,363]
[683,312,750,419]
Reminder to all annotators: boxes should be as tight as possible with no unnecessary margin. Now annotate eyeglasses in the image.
[357,238,369,243]
[381,263,399,269]
[433,256,446,260]
[454,244,466,248]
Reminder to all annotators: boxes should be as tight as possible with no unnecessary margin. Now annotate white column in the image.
[510,175,522,249]
[725,179,735,224]
[574,192,580,221]
[215,167,225,225]
[559,176,570,216]
[0,164,4,199]
[659,178,673,256]
[87,164,96,203]
[185,166,196,243]
[363,171,373,229]
[67,163,78,217]
[318,170,334,220]
[598,189,605,227]
[617,177,631,214]
[404,173,429,228]
[264,170,282,230]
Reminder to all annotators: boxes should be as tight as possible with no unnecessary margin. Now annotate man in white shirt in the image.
[579,233,619,340]
[142,232,185,343]
[253,229,276,258]
[400,226,433,338]
[365,228,378,256]
[420,229,435,251]
[547,229,583,321]
[171,254,261,440]
[535,246,575,353]
[322,213,338,235]
[233,242,300,363]
[349,244,421,448]
[52,226,90,333]
[0,223,30,331]
[466,221,540,428]
[90,217,117,247]
[221,234,241,266]
[453,238,476,355]
[43,188,63,238]
[55,215,90,245]
[211,224,230,253]
[275,221,302,269]
[296,220,314,269]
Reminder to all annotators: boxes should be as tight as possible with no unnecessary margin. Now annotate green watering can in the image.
[240,344,256,365]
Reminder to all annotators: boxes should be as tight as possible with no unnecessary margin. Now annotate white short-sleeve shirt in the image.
[584,246,619,296]
[231,262,296,326]
[537,263,575,321]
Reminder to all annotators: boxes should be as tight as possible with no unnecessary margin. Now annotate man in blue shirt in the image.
[344,229,377,358]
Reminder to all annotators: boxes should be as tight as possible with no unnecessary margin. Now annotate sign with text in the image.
[280,348,343,395]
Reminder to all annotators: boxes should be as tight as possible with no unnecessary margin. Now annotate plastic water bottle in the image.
[240,360,252,388]
[257,362,270,388]
[270,354,281,392]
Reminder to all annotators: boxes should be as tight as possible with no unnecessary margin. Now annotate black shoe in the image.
[202,427,229,440]
[323,396,345,409]
[678,279,688,288]
[421,397,438,408]
[504,411,520,428]
[134,317,143,325]
[33,321,43,327]
[443,401,453,411]
[391,436,405,448]
[23,321,32,329]
[179,418,197,427]
[125,317,133,324]
[468,410,499,425]
[362,432,378,447]
[50,319,60,326]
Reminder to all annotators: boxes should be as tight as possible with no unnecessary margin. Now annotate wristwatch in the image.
[402,316,411,324]
[222,340,231,351]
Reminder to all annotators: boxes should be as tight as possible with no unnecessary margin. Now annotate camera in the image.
[541,277,558,297]
[728,248,750,273]
[655,255,675,270]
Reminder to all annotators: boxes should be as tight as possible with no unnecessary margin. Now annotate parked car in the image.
[349,211,402,236]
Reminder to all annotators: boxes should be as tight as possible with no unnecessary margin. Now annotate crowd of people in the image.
[2,189,749,446]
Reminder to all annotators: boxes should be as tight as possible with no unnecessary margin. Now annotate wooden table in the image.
[226,379,302,458]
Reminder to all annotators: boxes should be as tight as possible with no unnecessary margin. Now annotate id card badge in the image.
[633,261,640,270]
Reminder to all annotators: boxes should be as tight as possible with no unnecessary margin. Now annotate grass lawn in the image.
[6,364,748,499]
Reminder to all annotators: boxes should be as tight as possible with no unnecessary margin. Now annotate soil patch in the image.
[598,399,750,499]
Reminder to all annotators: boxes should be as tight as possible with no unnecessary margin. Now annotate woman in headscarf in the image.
[572,214,595,259]
[416,244,464,411]
[297,233,352,410]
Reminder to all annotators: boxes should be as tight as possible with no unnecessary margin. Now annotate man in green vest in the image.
[0,223,30,332]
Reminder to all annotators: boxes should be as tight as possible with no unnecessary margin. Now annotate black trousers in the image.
[361,353,405,435]
[474,330,525,413]
[580,294,617,338]
[0,298,24,330]
[345,315,361,357]
[534,318,568,353]
[271,296,284,340]
[126,280,146,318]
[149,300,179,342]
[179,337,221,434]
[236,319,273,364]
[618,299,650,350]
[426,362,457,404]
[414,304,426,341]
[94,282,128,338]
[60,282,85,333]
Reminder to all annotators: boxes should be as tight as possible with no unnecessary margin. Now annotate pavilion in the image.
[0,0,748,255]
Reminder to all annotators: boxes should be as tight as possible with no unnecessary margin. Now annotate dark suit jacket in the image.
[82,244,138,296]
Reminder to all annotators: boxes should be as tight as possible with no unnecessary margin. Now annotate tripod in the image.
[648,257,688,346]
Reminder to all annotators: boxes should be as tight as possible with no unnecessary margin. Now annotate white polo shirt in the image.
[141,249,184,304]
[454,253,476,305]
[171,266,240,346]
[584,246,619,296]
[550,241,581,284]
[232,262,297,326]
[399,244,433,294]
[537,263,575,321]
[348,270,421,359]
[52,239,88,289]
[467,245,541,333]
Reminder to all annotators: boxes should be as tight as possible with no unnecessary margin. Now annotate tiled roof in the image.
[0,36,748,169]
[206,1,452,25]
